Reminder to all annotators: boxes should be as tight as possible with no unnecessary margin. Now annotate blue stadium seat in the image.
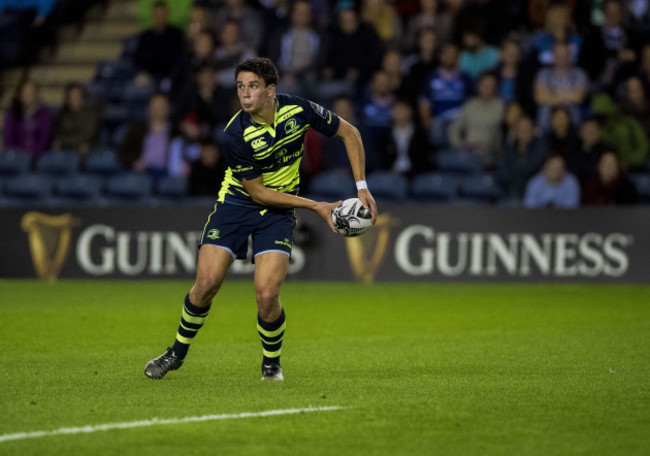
[35,150,80,176]
[55,174,104,201]
[0,150,31,177]
[105,173,153,201]
[410,172,459,202]
[85,150,121,176]
[94,59,135,83]
[436,149,485,175]
[458,174,503,204]
[121,81,155,105]
[629,173,650,204]
[308,171,356,200]
[366,172,409,202]
[4,174,53,201]
[156,175,188,200]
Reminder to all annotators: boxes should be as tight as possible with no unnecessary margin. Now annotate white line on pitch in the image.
[0,406,345,443]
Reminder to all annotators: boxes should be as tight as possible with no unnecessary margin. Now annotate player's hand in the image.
[313,200,341,233]
[357,189,377,224]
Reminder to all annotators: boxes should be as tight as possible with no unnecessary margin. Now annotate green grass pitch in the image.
[0,279,649,455]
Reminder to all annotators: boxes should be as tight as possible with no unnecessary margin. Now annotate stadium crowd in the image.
[1,0,650,207]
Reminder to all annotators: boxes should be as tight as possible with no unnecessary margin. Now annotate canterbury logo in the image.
[251,138,267,150]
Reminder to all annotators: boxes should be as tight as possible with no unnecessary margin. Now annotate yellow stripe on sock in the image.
[179,322,198,333]
[257,321,286,339]
[182,308,207,325]
[263,348,282,358]
[175,333,193,345]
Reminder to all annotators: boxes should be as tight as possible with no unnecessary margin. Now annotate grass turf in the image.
[0,279,648,455]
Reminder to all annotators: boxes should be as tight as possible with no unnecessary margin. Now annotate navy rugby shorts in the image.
[200,201,296,260]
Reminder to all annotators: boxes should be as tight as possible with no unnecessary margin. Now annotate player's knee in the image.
[193,274,221,303]
[256,286,280,309]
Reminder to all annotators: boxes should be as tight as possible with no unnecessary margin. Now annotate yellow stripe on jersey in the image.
[254,125,310,160]
[223,110,242,132]
[218,168,250,202]
[275,105,303,125]
[263,156,302,191]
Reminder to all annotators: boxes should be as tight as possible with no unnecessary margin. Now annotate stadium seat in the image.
[105,173,153,201]
[436,149,485,175]
[308,171,356,200]
[366,172,409,202]
[121,81,155,105]
[55,174,104,201]
[85,150,122,176]
[410,172,459,202]
[156,175,188,200]
[4,174,53,201]
[0,150,31,177]
[35,150,80,176]
[629,173,650,204]
[94,59,135,83]
[458,174,503,204]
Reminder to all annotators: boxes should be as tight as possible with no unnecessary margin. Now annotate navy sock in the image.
[257,309,286,366]
[171,294,211,359]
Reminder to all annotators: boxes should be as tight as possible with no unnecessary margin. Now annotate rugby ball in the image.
[332,198,372,237]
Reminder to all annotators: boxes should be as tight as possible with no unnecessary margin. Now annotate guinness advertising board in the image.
[0,205,648,283]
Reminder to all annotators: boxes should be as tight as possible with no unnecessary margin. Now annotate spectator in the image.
[381,49,405,94]
[167,113,202,177]
[213,20,255,89]
[566,118,605,185]
[524,154,581,208]
[579,0,639,91]
[138,0,192,30]
[452,0,517,46]
[186,5,214,47]
[458,24,499,80]
[211,0,263,50]
[134,1,186,91]
[51,82,100,158]
[118,93,173,178]
[359,70,396,171]
[501,101,524,148]
[2,80,52,162]
[402,27,437,104]
[533,41,589,130]
[321,7,383,97]
[583,150,638,205]
[530,3,582,67]
[379,98,430,176]
[545,105,579,157]
[361,0,402,45]
[169,29,217,98]
[188,139,227,196]
[448,71,504,166]
[174,64,234,135]
[496,37,535,115]
[590,92,648,170]
[495,116,548,199]
[418,42,474,146]
[405,0,443,47]
[620,76,650,140]
[323,95,357,171]
[267,0,323,98]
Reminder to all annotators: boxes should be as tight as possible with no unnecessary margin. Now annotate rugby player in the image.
[145,58,377,380]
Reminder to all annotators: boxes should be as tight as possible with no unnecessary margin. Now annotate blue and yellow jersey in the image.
[218,93,340,208]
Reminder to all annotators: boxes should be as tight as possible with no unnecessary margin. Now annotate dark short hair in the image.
[235,58,279,87]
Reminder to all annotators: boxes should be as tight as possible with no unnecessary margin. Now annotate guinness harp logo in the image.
[21,212,80,281]
[345,213,398,283]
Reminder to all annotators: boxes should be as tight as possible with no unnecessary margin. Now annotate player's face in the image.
[236,72,275,115]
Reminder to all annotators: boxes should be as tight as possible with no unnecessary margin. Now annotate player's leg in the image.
[254,251,289,381]
[144,245,233,379]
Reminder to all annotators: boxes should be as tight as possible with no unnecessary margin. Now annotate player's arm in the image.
[334,117,378,223]
[241,176,339,232]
